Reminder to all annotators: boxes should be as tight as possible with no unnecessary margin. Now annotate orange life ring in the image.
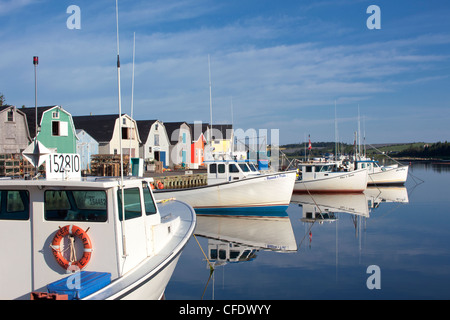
[51,225,93,271]
[155,180,164,189]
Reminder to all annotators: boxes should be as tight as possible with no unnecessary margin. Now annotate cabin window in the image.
[7,110,14,122]
[305,166,313,173]
[229,164,239,173]
[44,190,107,222]
[117,188,142,220]
[218,164,225,174]
[0,190,29,220]
[143,182,157,215]
[238,164,250,172]
[210,164,217,174]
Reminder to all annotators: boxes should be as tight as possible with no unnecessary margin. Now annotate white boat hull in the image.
[89,247,181,300]
[85,200,195,300]
[294,168,368,193]
[154,171,297,214]
[367,165,409,185]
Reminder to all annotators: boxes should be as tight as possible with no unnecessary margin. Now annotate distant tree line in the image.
[395,142,450,159]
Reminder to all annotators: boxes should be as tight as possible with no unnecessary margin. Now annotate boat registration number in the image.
[46,153,82,179]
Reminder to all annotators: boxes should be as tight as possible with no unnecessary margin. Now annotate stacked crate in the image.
[90,154,130,176]
[0,154,34,177]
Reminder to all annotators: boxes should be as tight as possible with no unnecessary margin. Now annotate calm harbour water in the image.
[165,162,450,300]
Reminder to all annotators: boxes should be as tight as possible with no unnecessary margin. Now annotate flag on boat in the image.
[308,135,312,150]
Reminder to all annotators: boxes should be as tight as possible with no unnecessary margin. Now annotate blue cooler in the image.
[47,271,111,300]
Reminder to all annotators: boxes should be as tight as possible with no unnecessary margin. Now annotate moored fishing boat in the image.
[354,159,409,185]
[293,161,368,193]
[154,160,297,215]
[0,171,196,300]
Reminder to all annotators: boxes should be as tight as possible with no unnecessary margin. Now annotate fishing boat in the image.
[293,161,368,193]
[154,160,297,215]
[354,159,409,185]
[0,171,196,300]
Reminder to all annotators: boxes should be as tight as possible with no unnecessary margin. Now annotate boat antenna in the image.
[116,0,127,257]
[208,54,213,158]
[128,32,135,171]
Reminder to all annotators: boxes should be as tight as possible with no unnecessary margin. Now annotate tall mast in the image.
[116,0,127,257]
[334,100,338,161]
[33,56,39,176]
[358,104,361,158]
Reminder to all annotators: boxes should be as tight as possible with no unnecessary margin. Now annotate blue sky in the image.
[0,0,449,145]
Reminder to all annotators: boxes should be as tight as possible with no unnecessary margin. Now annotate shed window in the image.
[7,110,14,122]
[52,121,68,136]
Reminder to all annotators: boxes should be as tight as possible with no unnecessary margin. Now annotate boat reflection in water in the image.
[292,193,370,224]
[292,186,409,226]
[194,209,297,268]
[364,186,409,212]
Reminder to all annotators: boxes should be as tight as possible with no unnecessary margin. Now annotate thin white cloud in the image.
[0,0,36,15]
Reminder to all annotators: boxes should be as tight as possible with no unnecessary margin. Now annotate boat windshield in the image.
[143,181,157,215]
[238,163,250,172]
[44,190,107,222]
[318,165,334,172]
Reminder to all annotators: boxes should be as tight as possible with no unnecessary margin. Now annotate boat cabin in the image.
[297,162,338,181]
[206,160,260,185]
[0,176,179,299]
[354,159,384,173]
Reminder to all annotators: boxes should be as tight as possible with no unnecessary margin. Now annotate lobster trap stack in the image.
[90,154,130,177]
[0,153,34,177]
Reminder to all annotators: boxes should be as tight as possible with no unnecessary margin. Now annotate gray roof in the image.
[135,120,159,140]
[72,114,121,143]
